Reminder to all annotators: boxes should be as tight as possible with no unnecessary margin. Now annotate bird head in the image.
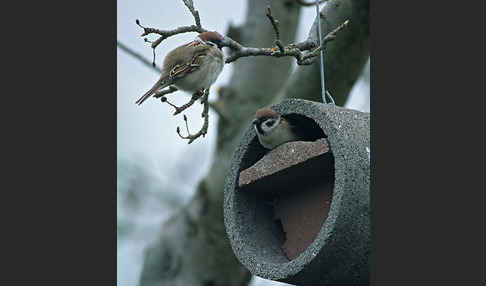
[197,31,228,49]
[252,108,281,136]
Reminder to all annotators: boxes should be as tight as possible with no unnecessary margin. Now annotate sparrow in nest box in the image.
[252,108,301,150]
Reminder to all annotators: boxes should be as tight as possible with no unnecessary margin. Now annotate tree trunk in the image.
[139,1,369,285]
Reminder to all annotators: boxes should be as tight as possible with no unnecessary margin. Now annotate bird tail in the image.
[135,77,172,105]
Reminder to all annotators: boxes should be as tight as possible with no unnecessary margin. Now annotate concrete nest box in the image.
[224,99,370,286]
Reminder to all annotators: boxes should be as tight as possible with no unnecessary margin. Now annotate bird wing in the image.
[136,42,209,105]
[163,42,209,79]
[168,53,206,79]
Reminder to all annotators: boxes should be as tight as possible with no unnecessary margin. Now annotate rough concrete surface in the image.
[224,99,370,285]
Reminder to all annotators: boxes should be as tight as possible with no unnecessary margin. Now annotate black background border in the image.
[3,0,483,285]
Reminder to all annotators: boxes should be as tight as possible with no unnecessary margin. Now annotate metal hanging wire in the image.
[315,0,335,105]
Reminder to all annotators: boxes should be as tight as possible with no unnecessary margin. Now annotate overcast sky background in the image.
[117,1,369,285]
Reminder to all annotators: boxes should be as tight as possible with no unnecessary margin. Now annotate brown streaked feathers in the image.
[135,42,211,105]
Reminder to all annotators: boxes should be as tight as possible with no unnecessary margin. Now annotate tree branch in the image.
[135,1,348,66]
[298,19,349,64]
[136,18,205,66]
[182,0,202,28]
[222,16,349,65]
[266,6,285,53]
[135,0,206,66]
[176,90,210,144]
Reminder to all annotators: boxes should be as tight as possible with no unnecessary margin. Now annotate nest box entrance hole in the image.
[236,114,335,262]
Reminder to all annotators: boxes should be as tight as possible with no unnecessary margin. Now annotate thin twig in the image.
[137,20,206,49]
[266,6,285,54]
[135,0,206,65]
[295,0,328,6]
[299,19,350,64]
[161,90,205,116]
[176,90,210,144]
[182,0,201,28]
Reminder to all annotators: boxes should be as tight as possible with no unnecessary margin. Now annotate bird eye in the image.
[265,121,274,127]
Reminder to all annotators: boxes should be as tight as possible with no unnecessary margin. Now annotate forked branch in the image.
[176,90,210,144]
[136,0,349,66]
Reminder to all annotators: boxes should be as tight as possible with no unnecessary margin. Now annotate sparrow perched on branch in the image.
[252,108,299,150]
[136,31,228,105]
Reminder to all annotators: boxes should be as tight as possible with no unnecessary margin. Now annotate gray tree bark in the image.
[138,1,369,286]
